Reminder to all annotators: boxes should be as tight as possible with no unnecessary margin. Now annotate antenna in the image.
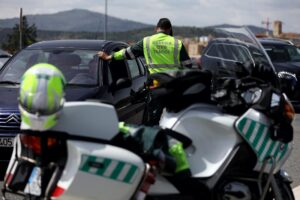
[104,0,107,40]
[261,18,271,36]
[19,8,23,50]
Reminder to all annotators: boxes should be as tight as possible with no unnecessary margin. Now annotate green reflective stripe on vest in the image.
[126,47,135,59]
[143,33,182,74]
[144,36,152,64]
[173,39,179,65]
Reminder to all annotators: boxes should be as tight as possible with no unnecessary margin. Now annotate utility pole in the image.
[261,18,271,36]
[19,8,23,50]
[104,0,107,40]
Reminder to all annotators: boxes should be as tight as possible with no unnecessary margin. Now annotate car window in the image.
[108,59,129,83]
[286,45,300,62]
[263,45,290,62]
[0,49,100,86]
[138,57,147,75]
[206,44,218,57]
[206,43,253,63]
[127,59,141,78]
[263,44,300,62]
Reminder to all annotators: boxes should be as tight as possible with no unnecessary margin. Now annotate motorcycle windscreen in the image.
[235,108,292,173]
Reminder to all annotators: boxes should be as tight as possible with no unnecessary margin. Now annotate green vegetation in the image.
[0,26,214,48]
[1,16,37,54]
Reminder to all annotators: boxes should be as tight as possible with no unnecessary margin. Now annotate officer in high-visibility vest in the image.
[97,18,192,72]
[98,18,192,177]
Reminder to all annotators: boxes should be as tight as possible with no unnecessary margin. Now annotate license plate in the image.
[24,167,41,196]
[0,137,14,147]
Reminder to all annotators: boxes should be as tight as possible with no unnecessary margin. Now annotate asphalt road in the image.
[284,114,300,188]
[0,114,300,199]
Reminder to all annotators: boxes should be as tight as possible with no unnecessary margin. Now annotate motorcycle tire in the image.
[265,179,295,200]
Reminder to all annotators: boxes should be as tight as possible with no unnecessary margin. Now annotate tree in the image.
[1,16,37,54]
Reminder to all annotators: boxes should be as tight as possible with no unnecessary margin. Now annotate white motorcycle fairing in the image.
[159,103,240,178]
[5,102,146,200]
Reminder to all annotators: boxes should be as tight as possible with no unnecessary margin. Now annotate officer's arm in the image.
[98,40,144,61]
[180,44,193,68]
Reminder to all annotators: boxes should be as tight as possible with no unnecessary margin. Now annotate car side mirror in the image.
[115,78,132,90]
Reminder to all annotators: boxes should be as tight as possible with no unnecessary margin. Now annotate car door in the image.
[124,57,148,124]
[106,53,147,124]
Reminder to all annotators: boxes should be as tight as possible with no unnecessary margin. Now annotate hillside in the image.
[0,9,151,32]
[0,9,269,45]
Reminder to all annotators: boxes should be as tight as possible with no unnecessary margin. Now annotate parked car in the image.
[259,38,300,107]
[0,49,11,69]
[200,37,274,81]
[199,35,297,107]
[0,40,149,178]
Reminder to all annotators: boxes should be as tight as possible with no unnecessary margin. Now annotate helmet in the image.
[19,63,66,131]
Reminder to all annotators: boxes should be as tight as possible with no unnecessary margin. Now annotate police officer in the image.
[98,18,192,177]
[98,18,192,125]
[98,18,192,72]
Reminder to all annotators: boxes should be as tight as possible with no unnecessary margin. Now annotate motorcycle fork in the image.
[258,156,283,200]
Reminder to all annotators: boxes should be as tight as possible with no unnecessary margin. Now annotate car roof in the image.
[26,39,128,51]
[259,38,293,46]
[208,38,251,46]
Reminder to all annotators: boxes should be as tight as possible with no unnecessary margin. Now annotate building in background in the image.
[273,20,282,37]
[257,20,300,47]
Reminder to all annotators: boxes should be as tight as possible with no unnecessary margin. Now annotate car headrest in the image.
[49,53,81,67]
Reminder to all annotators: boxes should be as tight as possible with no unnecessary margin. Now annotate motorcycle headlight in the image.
[241,87,262,104]
[277,71,297,81]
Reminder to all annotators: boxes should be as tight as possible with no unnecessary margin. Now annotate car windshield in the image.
[0,49,100,86]
[263,44,300,62]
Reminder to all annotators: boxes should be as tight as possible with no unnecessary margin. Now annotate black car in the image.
[259,38,300,106]
[200,38,274,81]
[200,38,299,103]
[0,40,149,178]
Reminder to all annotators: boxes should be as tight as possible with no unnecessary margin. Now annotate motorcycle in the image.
[2,27,296,200]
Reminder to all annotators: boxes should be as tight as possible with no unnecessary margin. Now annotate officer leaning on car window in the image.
[98,18,192,124]
[98,18,193,178]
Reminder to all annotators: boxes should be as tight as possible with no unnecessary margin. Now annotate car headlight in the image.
[277,71,297,81]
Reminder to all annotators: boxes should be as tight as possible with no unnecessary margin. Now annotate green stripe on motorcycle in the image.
[79,154,138,184]
[257,131,270,161]
[123,165,138,183]
[236,117,288,165]
[252,125,266,148]
[245,120,256,138]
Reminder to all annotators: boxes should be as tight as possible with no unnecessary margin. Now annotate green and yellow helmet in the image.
[19,63,66,131]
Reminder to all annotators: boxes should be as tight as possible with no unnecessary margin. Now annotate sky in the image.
[0,0,300,33]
